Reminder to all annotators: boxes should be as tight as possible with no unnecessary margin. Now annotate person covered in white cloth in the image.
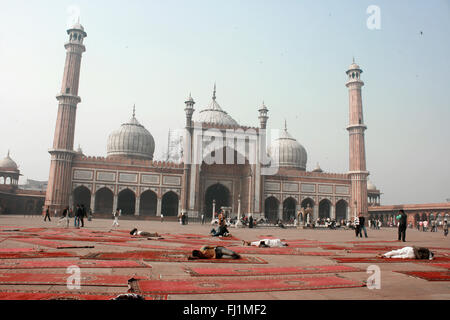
[242,238,288,248]
[377,246,434,260]
[129,228,161,238]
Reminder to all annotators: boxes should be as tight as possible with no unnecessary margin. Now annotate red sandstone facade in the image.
[43,23,371,222]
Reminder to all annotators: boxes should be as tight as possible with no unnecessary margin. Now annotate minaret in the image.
[44,22,87,213]
[346,59,369,218]
[181,93,195,215]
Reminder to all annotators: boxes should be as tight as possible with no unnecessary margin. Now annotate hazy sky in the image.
[0,0,449,205]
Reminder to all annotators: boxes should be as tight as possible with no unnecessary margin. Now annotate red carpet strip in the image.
[0,290,167,300]
[185,265,363,277]
[0,259,150,269]
[333,257,450,263]
[10,237,83,249]
[39,235,130,243]
[395,271,450,281]
[0,291,119,300]
[0,272,131,286]
[426,263,450,269]
[83,250,267,264]
[0,251,77,259]
[0,248,37,253]
[129,275,365,294]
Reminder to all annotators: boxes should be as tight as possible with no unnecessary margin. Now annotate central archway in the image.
[204,183,230,218]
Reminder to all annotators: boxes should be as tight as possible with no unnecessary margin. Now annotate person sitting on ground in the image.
[189,245,241,260]
[130,228,160,238]
[377,246,434,260]
[242,238,288,247]
[210,224,230,237]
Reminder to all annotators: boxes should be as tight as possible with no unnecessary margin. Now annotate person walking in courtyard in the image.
[160,213,164,223]
[57,207,69,228]
[397,209,407,242]
[44,207,51,222]
[74,204,82,228]
[423,219,428,232]
[112,209,120,228]
[201,213,205,225]
[358,213,368,238]
[353,216,360,237]
[443,219,448,237]
[80,204,86,227]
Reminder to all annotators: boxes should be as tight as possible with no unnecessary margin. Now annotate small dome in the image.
[71,22,84,31]
[312,163,323,173]
[367,181,377,191]
[195,84,239,127]
[0,151,18,170]
[107,111,155,160]
[268,126,307,170]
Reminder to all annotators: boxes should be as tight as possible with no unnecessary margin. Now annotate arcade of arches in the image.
[263,196,349,223]
[73,186,179,217]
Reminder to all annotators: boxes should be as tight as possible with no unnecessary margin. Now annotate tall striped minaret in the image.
[346,59,369,218]
[44,22,87,213]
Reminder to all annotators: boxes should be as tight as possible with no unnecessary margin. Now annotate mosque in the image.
[40,22,372,223]
[2,22,449,226]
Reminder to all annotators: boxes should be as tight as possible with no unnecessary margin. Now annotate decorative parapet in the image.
[197,121,260,132]
[73,155,184,169]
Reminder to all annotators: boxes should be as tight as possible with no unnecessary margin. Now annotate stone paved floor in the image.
[0,215,448,300]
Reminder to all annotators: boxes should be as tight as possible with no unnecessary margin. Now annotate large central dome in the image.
[195,84,239,127]
[107,108,155,160]
[268,124,308,170]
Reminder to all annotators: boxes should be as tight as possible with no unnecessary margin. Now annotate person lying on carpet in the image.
[130,228,160,238]
[241,238,288,248]
[189,245,241,260]
[377,246,434,260]
[210,224,230,237]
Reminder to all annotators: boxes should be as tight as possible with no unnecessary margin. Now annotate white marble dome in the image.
[268,127,307,170]
[367,180,377,191]
[0,151,18,170]
[107,113,155,160]
[195,85,239,127]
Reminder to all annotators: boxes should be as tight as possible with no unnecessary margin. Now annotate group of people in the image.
[368,219,382,229]
[210,210,230,237]
[416,219,447,233]
[353,213,369,238]
[43,205,92,228]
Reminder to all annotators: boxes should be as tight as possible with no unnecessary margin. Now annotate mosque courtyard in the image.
[0,215,448,300]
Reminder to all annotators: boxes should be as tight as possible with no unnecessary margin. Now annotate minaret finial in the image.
[284,119,287,131]
[7,149,10,158]
[212,82,216,100]
[352,56,355,63]
[132,104,136,118]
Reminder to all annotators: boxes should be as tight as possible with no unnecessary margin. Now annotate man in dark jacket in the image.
[80,204,86,227]
[358,213,368,238]
[397,209,408,242]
